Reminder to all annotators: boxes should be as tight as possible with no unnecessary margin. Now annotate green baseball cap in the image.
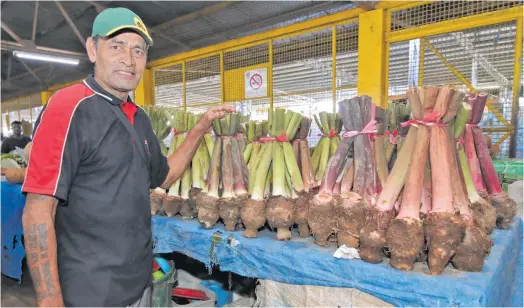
[91,7,153,46]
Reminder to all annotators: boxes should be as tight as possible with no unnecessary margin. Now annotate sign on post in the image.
[245,68,267,99]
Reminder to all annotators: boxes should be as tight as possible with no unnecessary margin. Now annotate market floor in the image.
[1,265,37,307]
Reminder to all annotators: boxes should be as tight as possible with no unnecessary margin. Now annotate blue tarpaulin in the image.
[2,181,522,306]
[1,182,25,280]
[153,216,523,307]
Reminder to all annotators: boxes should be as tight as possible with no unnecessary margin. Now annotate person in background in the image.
[1,121,32,154]
[20,7,233,308]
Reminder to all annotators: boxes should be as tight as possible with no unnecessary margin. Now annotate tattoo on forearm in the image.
[28,252,38,265]
[41,261,57,294]
[25,222,60,302]
[28,225,37,250]
[31,267,43,290]
[38,224,47,250]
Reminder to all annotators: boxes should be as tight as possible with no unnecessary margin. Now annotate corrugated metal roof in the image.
[1,0,355,100]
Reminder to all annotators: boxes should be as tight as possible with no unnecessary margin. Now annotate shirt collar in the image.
[83,74,134,105]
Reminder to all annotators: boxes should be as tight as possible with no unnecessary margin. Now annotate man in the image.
[1,121,31,154]
[21,8,233,307]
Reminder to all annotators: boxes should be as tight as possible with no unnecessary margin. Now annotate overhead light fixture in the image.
[13,50,80,66]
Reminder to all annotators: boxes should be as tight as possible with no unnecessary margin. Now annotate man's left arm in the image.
[149,105,234,189]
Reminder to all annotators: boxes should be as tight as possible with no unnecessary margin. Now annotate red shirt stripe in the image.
[22,83,95,197]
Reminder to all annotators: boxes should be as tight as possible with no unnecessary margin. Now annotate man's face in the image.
[87,31,148,93]
[11,124,22,136]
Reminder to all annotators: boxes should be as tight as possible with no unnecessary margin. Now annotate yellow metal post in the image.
[182,62,187,111]
[134,69,153,106]
[418,40,424,86]
[41,91,52,106]
[358,9,387,107]
[332,25,337,113]
[268,40,273,109]
[509,17,523,157]
[220,51,225,104]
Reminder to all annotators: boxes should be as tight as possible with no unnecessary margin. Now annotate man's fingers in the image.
[212,105,235,113]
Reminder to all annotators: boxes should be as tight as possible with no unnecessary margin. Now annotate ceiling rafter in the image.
[16,57,45,86]
[32,1,39,42]
[55,1,87,49]
[1,21,25,45]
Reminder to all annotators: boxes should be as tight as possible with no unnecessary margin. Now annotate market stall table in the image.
[152,216,523,307]
[2,180,522,306]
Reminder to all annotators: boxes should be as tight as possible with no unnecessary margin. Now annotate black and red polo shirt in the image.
[22,75,169,307]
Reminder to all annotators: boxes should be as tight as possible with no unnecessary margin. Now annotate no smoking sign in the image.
[245,68,267,98]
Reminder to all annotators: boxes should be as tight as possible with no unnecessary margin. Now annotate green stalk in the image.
[199,143,210,180]
[221,138,235,198]
[207,138,222,198]
[169,178,181,197]
[311,138,324,172]
[181,167,191,199]
[313,115,323,134]
[316,136,330,185]
[192,145,202,189]
[458,147,484,202]
[327,113,334,132]
[229,113,239,136]
[220,117,230,136]
[453,103,483,202]
[285,112,302,140]
[251,142,273,200]
[212,119,222,136]
[231,138,248,196]
[329,137,338,156]
[454,103,471,138]
[319,112,330,133]
[284,165,293,199]
[248,143,268,194]
[283,142,304,192]
[243,143,253,163]
[262,121,268,136]
[272,141,286,196]
[248,143,261,170]
[204,134,214,157]
[255,122,263,139]
[264,164,273,197]
[268,108,274,136]
[274,108,286,136]
[248,122,255,142]
[284,110,293,128]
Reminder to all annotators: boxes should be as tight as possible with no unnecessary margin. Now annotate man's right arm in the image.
[20,88,88,307]
[22,193,64,307]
